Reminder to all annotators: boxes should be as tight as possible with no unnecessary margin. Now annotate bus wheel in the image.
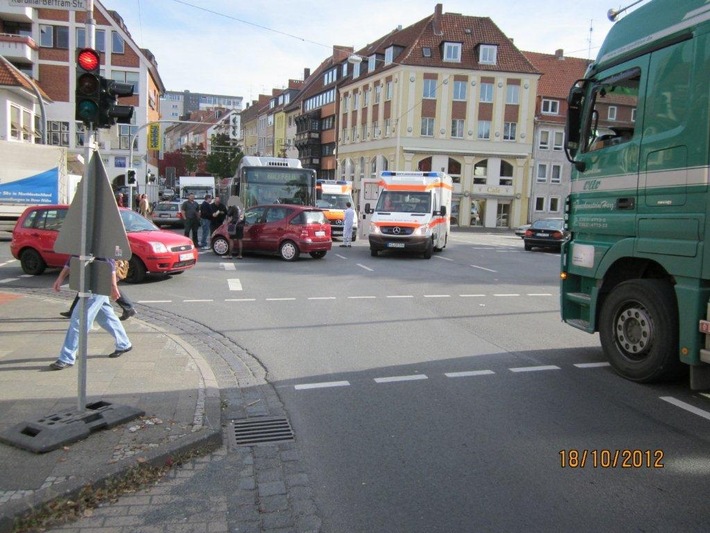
[279,240,300,261]
[599,279,683,383]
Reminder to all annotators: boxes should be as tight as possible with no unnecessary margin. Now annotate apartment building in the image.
[159,90,243,121]
[0,1,165,193]
[524,50,590,223]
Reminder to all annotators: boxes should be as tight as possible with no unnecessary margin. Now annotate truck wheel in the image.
[599,279,683,382]
[423,239,433,259]
[20,248,46,275]
[279,240,300,261]
[125,256,147,284]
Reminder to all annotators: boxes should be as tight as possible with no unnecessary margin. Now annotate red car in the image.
[10,205,198,283]
[211,204,332,261]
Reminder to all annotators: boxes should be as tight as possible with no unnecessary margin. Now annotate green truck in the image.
[562,0,710,389]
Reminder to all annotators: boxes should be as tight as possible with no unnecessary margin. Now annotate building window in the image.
[443,42,462,62]
[453,80,466,101]
[373,120,379,137]
[423,79,437,99]
[503,122,517,141]
[549,197,561,212]
[506,84,519,104]
[480,82,493,103]
[363,88,370,107]
[451,119,464,138]
[608,106,617,120]
[353,61,361,79]
[10,105,21,141]
[375,85,381,104]
[112,31,125,54]
[474,159,488,184]
[384,118,391,136]
[479,45,497,65]
[535,196,546,211]
[343,94,349,112]
[421,117,435,137]
[76,122,86,147]
[553,131,564,151]
[361,124,367,139]
[539,130,550,150]
[48,121,70,146]
[385,47,394,64]
[536,164,547,183]
[551,164,562,183]
[324,68,336,85]
[111,71,140,95]
[119,124,138,151]
[76,28,105,51]
[542,99,559,115]
[477,120,491,139]
[386,81,393,100]
[422,47,432,58]
[40,25,68,49]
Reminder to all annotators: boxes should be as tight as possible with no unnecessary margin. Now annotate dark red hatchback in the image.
[211,204,332,261]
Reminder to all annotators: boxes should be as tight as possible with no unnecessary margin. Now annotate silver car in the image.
[151,201,184,228]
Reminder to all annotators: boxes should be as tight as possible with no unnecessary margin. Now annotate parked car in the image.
[515,224,531,238]
[523,218,569,251]
[210,204,332,261]
[161,188,176,200]
[10,205,198,283]
[151,201,184,228]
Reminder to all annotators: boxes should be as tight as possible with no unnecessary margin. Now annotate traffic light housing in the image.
[99,79,134,128]
[75,48,102,127]
[127,169,136,185]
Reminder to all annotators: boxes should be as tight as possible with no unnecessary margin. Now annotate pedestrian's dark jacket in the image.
[211,202,227,226]
[199,200,212,219]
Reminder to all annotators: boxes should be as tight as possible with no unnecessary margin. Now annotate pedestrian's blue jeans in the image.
[57,294,131,365]
[200,218,211,247]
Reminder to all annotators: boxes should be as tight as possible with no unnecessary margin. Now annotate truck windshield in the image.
[376,191,431,213]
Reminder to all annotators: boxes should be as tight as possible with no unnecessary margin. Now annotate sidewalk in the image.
[0,289,222,532]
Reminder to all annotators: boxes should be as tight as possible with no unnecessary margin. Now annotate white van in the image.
[365,171,452,259]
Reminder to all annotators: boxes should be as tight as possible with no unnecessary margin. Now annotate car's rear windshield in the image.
[532,219,563,230]
[156,203,178,211]
[295,211,327,224]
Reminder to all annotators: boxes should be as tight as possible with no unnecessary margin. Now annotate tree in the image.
[181,142,206,175]
[206,133,243,179]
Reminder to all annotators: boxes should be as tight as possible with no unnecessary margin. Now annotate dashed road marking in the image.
[445,370,495,378]
[357,263,374,272]
[574,362,611,368]
[228,279,242,291]
[266,297,296,301]
[184,299,213,303]
[295,381,350,390]
[470,264,497,273]
[0,278,19,284]
[386,295,414,299]
[660,396,710,421]
[308,296,337,300]
[509,365,561,373]
[423,294,450,298]
[375,374,428,384]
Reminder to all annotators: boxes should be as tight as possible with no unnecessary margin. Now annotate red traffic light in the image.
[77,48,100,72]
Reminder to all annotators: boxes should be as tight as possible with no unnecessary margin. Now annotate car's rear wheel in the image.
[524,242,533,251]
[309,251,327,259]
[20,248,46,275]
[279,240,300,261]
[212,236,230,256]
[125,256,147,284]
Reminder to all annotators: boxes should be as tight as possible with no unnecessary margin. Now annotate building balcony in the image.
[0,6,34,23]
[0,33,37,63]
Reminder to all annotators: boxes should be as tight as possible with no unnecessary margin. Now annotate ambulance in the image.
[365,171,452,258]
[315,179,357,241]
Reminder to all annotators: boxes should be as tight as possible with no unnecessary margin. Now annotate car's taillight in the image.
[177,212,184,219]
[552,231,562,239]
[524,229,533,237]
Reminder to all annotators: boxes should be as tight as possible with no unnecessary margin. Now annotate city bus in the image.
[561,0,710,389]
[228,156,317,209]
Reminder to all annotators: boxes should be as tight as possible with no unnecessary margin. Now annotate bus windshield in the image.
[234,167,316,208]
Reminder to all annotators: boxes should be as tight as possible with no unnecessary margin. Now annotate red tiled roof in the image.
[522,51,590,99]
[0,56,52,101]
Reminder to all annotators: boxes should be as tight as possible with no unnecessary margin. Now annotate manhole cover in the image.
[229,417,294,446]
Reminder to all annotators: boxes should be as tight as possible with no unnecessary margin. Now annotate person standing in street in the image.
[181,193,200,248]
[341,202,355,248]
[210,196,227,233]
[138,194,151,218]
[198,194,213,249]
[226,203,244,259]
[50,258,133,370]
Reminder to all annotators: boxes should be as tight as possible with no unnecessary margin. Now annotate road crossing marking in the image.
[222,263,237,271]
[228,278,242,291]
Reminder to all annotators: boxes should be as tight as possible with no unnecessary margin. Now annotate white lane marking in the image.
[228,279,243,291]
[424,294,451,298]
[308,296,337,300]
[0,278,19,284]
[222,262,236,271]
[335,254,347,259]
[509,365,561,373]
[445,370,495,378]
[435,255,454,261]
[184,299,213,302]
[225,298,256,302]
[266,297,296,301]
[375,374,428,383]
[348,295,376,299]
[295,381,350,390]
[386,295,414,299]
[137,300,172,303]
[494,293,520,297]
[460,294,486,298]
[470,264,497,273]
[574,362,611,368]
[660,396,710,421]
[527,293,553,297]
[357,263,374,272]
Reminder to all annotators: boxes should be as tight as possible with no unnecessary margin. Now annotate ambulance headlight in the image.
[414,224,429,236]
[369,222,380,234]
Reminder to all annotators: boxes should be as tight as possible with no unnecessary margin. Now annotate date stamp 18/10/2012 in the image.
[559,449,664,469]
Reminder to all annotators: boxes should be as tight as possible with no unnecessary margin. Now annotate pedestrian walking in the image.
[181,193,200,247]
[199,194,213,248]
[341,201,355,247]
[226,204,244,259]
[116,192,124,207]
[210,196,227,233]
[50,259,132,370]
[139,194,151,218]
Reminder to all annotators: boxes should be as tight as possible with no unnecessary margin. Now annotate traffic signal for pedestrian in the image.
[127,169,136,184]
[75,48,102,127]
[99,79,134,128]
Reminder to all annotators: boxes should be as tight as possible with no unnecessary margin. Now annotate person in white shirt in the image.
[341,202,355,248]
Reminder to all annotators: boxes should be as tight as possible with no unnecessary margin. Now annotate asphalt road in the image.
[2,229,710,531]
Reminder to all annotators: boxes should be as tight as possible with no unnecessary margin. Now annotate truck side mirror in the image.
[440,205,447,217]
[365,203,372,214]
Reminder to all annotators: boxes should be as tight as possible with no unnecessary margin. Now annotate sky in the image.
[99,0,634,102]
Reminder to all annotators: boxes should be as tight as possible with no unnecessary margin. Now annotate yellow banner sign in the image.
[148,123,161,151]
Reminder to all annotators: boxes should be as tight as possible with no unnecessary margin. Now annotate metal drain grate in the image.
[229,417,294,446]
